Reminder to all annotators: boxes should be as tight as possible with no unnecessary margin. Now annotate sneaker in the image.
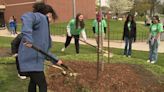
[18,74,27,80]
[147,60,150,63]
[123,55,126,57]
[128,56,131,58]
[61,47,65,52]
[151,61,156,64]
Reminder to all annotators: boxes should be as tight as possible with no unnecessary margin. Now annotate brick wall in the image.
[2,0,96,23]
[46,0,96,22]
[3,0,35,23]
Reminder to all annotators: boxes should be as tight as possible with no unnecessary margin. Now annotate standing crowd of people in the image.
[9,2,163,92]
[122,14,163,64]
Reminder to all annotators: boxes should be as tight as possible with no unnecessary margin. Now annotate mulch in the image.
[47,61,164,92]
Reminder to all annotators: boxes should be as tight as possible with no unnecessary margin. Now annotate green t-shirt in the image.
[92,19,107,34]
[128,22,131,31]
[150,23,163,36]
[68,19,85,35]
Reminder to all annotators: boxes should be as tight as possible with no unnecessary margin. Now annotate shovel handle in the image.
[31,45,69,70]
[61,64,68,69]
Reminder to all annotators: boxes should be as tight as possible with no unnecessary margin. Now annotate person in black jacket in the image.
[122,14,136,57]
[11,33,27,79]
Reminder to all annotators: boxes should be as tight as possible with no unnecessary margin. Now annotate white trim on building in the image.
[6,2,35,7]
[0,5,5,9]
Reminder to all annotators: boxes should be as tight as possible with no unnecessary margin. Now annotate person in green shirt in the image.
[61,13,87,53]
[147,15,163,64]
[92,14,107,47]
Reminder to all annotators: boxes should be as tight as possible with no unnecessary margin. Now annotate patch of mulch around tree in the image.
[47,61,164,92]
[0,47,11,57]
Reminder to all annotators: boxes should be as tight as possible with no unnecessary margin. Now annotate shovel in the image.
[31,45,78,77]
[76,37,113,57]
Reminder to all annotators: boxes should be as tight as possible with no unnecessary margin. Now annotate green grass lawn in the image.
[17,19,149,41]
[0,64,28,92]
[0,36,163,92]
[51,19,149,41]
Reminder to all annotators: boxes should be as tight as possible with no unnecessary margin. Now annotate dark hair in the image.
[33,2,57,20]
[45,5,58,20]
[124,14,135,26]
[75,13,84,29]
[152,15,160,23]
[12,16,17,22]
[33,3,47,14]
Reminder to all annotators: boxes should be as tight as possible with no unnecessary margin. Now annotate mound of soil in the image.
[47,61,164,92]
[0,48,11,57]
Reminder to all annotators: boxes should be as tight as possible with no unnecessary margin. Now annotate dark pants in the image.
[124,37,133,56]
[16,57,28,76]
[15,26,17,34]
[65,35,80,53]
[28,72,47,92]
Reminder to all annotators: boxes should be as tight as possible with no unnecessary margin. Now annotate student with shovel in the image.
[18,3,63,92]
[61,13,87,54]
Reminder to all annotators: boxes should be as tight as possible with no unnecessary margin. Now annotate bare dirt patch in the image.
[0,47,11,57]
[47,61,164,92]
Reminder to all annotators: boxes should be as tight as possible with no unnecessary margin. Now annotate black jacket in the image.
[122,22,136,42]
[11,33,23,54]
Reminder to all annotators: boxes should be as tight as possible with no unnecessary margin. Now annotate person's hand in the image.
[94,33,97,37]
[23,42,32,48]
[122,37,124,41]
[134,39,136,42]
[83,40,87,42]
[83,38,87,42]
[12,53,18,57]
[154,36,159,40]
[67,33,71,37]
[151,38,155,45]
[67,29,71,37]
[56,59,63,65]
[146,39,149,44]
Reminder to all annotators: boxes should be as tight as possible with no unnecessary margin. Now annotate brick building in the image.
[0,0,96,26]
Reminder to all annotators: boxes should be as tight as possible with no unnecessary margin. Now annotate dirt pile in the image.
[47,61,164,92]
[0,48,11,57]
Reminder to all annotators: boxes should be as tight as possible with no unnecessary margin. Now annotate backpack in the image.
[11,33,23,54]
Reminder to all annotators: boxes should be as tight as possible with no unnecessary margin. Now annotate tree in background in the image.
[156,2,164,14]
[109,0,134,15]
[95,0,110,12]
[149,0,160,16]
[132,0,151,17]
[131,0,162,17]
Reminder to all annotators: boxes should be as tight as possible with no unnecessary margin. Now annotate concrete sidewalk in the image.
[0,29,164,53]
[51,35,164,53]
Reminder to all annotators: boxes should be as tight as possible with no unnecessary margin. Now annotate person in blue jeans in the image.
[122,14,136,57]
[147,15,163,64]
[9,16,16,35]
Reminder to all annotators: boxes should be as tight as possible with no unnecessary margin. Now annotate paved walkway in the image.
[51,35,164,53]
[0,29,164,53]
